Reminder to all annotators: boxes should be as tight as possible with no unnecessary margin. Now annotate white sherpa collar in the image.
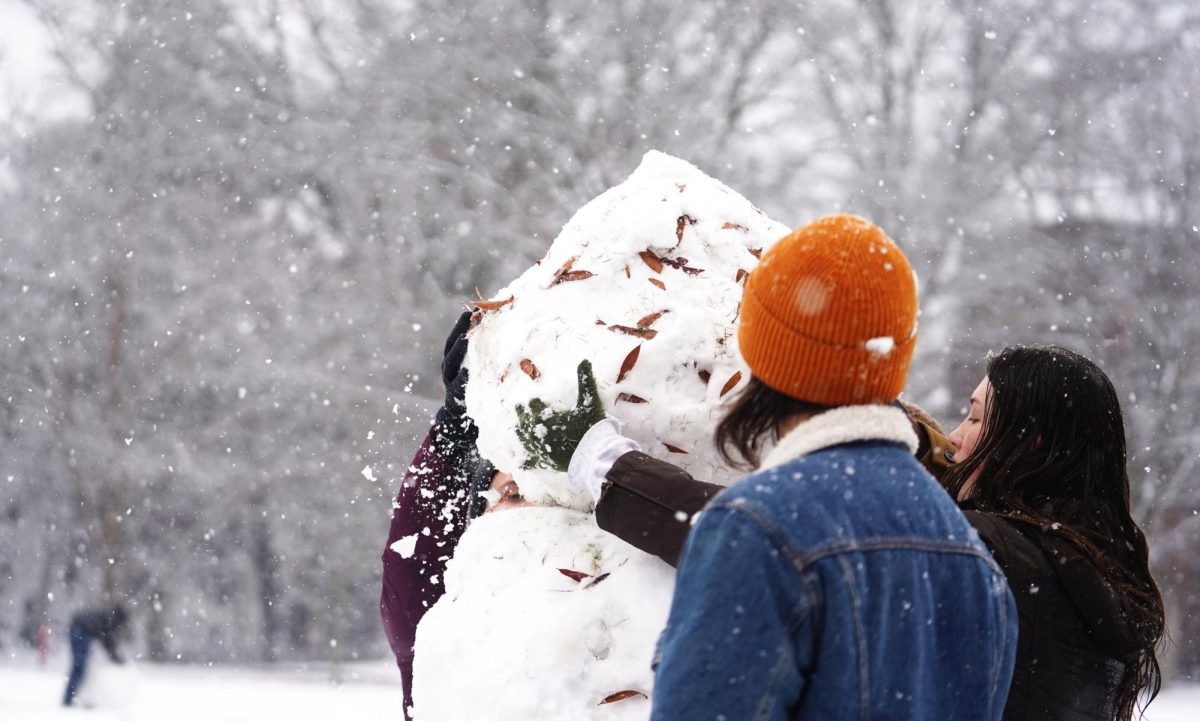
[759,404,918,472]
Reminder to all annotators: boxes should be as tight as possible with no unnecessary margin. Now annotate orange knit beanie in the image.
[739,214,918,405]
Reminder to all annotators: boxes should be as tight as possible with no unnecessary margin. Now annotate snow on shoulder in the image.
[465,150,789,509]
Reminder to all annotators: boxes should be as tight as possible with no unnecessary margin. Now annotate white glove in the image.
[567,418,641,502]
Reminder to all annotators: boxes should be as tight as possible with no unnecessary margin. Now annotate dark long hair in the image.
[715,375,830,470]
[945,346,1165,718]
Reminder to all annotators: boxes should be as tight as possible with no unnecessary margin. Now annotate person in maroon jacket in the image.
[380,311,493,719]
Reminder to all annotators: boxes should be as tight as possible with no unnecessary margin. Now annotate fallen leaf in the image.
[624,265,631,279]
[473,295,514,311]
[599,690,648,705]
[498,364,511,382]
[595,319,608,326]
[736,269,748,283]
[648,278,666,290]
[520,359,540,380]
[720,371,743,397]
[617,345,641,383]
[547,256,595,286]
[638,250,664,274]
[748,247,763,259]
[722,222,749,232]
[664,443,689,454]
[552,270,595,285]
[675,214,697,245]
[581,572,611,589]
[617,393,648,404]
[661,256,704,275]
[610,325,658,339]
[554,255,577,275]
[698,369,711,384]
[636,311,664,329]
[558,568,590,583]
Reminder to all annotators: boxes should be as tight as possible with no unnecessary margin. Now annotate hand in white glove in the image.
[567,418,641,503]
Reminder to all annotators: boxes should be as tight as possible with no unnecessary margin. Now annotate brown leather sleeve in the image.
[595,451,725,567]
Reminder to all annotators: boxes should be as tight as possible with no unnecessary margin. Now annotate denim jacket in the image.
[650,405,1017,721]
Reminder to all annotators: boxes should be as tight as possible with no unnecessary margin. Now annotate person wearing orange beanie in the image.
[737,213,918,406]
[599,214,1017,721]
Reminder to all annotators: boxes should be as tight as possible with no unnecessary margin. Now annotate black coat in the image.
[597,455,1143,721]
[70,606,127,663]
[964,512,1142,721]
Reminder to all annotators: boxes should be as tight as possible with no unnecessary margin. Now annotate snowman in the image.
[412,152,787,721]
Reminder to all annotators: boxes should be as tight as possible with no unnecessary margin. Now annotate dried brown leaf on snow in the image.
[609,325,658,340]
[599,690,648,705]
[473,295,515,312]
[638,250,664,274]
[550,255,595,286]
[675,214,697,245]
[660,256,704,275]
[558,568,590,583]
[636,311,665,329]
[617,345,641,383]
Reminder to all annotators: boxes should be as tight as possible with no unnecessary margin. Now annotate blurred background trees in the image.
[1,0,1197,676]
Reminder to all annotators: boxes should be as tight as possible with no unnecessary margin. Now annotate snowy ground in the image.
[1,652,1197,720]
[0,653,403,721]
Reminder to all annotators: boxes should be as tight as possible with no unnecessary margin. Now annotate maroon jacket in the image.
[380,424,474,718]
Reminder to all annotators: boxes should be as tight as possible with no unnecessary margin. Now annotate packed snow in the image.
[464,150,789,509]
[0,654,404,721]
[3,655,1197,721]
[411,152,788,720]
[412,507,675,720]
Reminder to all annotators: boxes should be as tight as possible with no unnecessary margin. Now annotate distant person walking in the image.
[62,603,128,707]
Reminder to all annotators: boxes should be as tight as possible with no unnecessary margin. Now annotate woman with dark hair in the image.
[945,346,1166,721]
